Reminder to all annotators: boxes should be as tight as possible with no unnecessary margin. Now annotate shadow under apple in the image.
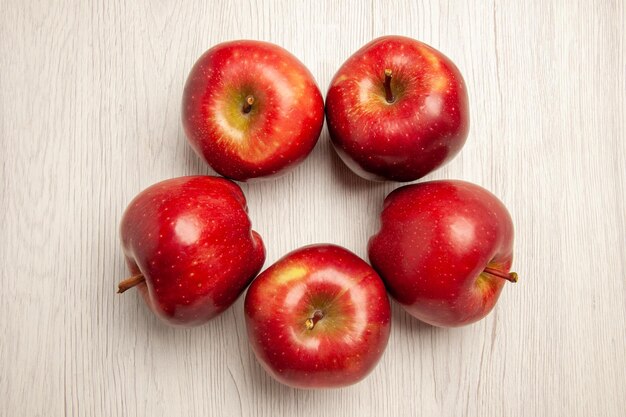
[390,299,440,337]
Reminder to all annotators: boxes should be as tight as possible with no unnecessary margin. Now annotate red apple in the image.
[325,36,469,182]
[118,176,265,326]
[182,40,325,181]
[368,180,517,327]
[244,244,391,388]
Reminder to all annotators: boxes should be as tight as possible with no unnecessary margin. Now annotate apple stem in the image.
[483,267,518,283]
[305,310,324,330]
[117,273,145,293]
[242,95,254,114]
[383,69,394,103]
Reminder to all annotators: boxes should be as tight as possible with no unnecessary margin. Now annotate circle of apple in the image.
[117,38,520,392]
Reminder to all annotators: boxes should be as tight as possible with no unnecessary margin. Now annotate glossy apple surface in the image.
[182,40,325,181]
[368,180,517,327]
[244,244,391,388]
[325,36,469,182]
[119,176,265,326]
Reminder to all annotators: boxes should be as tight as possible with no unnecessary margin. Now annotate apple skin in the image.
[182,40,325,181]
[368,180,515,327]
[119,176,265,326]
[325,36,469,182]
[244,244,391,389]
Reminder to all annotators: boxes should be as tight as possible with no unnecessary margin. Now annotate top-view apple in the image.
[182,40,325,181]
[244,244,391,388]
[325,36,469,182]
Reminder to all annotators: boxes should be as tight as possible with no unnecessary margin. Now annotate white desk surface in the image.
[2,1,624,416]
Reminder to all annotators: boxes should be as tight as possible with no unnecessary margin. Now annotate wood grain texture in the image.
[1,0,624,416]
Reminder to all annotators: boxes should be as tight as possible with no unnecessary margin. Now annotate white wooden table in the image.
[2,1,625,416]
